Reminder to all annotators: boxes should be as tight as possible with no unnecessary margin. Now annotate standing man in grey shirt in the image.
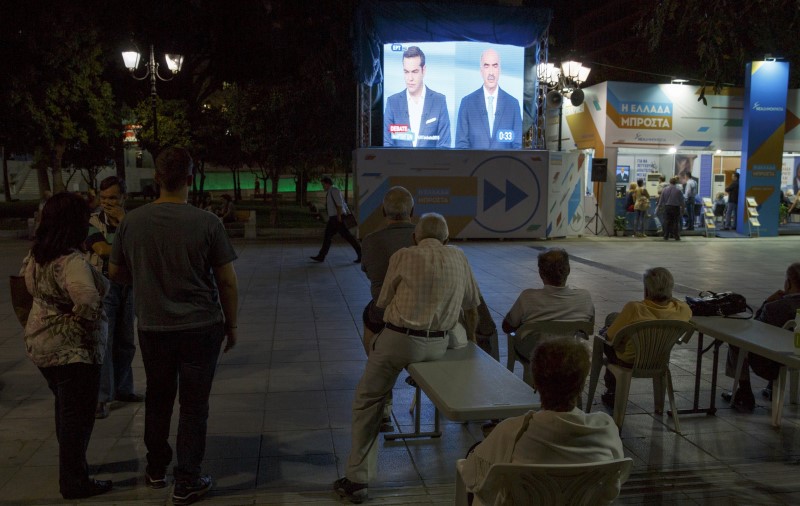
[656,177,686,241]
[110,147,239,506]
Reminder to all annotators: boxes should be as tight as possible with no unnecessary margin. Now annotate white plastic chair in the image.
[586,320,695,433]
[506,320,594,387]
[782,320,799,404]
[455,457,633,506]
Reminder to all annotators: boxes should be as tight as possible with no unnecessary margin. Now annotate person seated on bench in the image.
[459,337,623,506]
[360,186,416,432]
[502,248,594,364]
[600,267,691,408]
[723,262,800,410]
[333,212,481,504]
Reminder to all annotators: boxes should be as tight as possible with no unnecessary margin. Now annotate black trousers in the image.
[39,362,101,496]
[663,205,682,240]
[317,216,361,259]
[138,323,224,484]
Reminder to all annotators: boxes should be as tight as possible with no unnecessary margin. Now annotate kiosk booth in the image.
[549,79,800,237]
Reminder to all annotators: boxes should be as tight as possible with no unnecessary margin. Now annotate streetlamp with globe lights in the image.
[121,44,183,152]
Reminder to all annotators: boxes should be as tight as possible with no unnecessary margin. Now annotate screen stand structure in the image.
[585,196,609,236]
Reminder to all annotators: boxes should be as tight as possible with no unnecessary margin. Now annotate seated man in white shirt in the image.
[334,213,481,503]
[502,248,595,364]
[458,337,624,506]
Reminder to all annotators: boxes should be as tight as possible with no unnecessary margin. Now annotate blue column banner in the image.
[739,61,790,236]
[700,154,712,199]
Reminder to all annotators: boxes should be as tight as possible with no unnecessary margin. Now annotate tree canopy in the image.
[640,0,800,88]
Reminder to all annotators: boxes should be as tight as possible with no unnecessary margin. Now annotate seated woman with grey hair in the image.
[600,267,692,407]
[457,337,624,506]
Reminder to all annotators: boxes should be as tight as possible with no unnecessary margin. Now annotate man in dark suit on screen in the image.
[383,46,451,148]
[456,48,522,149]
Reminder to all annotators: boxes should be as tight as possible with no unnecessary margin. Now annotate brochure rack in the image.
[746,197,760,237]
[701,197,716,238]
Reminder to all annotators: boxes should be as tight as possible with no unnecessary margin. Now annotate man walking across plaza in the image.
[311,176,361,263]
[110,147,239,505]
[334,213,481,503]
[86,176,143,419]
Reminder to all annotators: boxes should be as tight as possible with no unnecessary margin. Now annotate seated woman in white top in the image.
[458,337,624,506]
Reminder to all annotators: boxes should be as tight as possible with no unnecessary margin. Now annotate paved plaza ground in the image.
[1,234,800,505]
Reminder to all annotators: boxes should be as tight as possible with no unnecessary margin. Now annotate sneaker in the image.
[724,386,755,412]
[379,416,394,433]
[333,477,368,504]
[734,387,756,411]
[310,255,324,262]
[115,392,145,402]
[762,387,773,401]
[62,479,113,499]
[173,475,213,505]
[95,402,109,419]
[145,470,167,489]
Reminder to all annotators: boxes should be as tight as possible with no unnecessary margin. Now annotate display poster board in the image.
[546,151,585,238]
[354,149,550,239]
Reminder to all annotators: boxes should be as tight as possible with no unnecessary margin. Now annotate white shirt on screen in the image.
[406,86,427,148]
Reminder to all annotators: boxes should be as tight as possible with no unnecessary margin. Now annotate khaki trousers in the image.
[346,327,448,483]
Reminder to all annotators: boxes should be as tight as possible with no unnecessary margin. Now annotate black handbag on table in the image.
[685,291,752,318]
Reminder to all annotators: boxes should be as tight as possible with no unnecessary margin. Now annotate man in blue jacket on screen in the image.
[383,46,451,148]
[456,48,522,149]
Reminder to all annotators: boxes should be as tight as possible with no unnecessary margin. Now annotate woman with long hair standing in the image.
[21,192,112,499]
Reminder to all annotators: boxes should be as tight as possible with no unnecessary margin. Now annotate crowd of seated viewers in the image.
[21,179,800,505]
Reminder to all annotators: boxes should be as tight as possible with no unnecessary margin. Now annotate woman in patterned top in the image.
[21,192,112,499]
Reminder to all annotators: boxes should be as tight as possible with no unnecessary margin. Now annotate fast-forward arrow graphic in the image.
[483,179,528,212]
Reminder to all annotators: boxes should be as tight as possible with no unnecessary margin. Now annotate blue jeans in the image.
[39,363,101,496]
[685,198,696,229]
[138,323,224,483]
[724,202,737,229]
[98,281,135,402]
[634,210,647,235]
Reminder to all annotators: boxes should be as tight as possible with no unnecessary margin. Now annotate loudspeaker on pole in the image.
[591,158,608,182]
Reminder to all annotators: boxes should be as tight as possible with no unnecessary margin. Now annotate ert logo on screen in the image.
[391,44,404,51]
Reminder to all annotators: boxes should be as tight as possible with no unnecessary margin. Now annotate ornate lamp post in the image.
[537,59,591,151]
[121,45,183,150]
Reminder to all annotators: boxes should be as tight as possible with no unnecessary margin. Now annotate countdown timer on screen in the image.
[382,41,524,150]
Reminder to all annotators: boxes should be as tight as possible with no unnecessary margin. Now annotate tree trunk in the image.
[235,167,242,201]
[36,160,50,198]
[198,159,206,201]
[270,173,280,226]
[115,135,125,180]
[1,146,11,202]
[51,142,66,193]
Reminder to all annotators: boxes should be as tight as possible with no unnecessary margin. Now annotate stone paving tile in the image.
[2,236,800,504]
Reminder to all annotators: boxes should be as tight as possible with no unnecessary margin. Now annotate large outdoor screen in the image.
[382,42,524,150]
